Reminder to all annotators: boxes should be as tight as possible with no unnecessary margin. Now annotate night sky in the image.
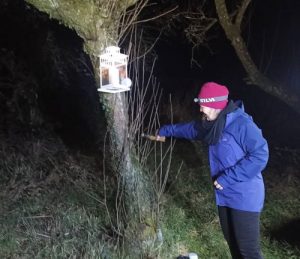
[1,0,300,149]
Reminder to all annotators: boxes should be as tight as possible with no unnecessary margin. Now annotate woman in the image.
[157,82,269,259]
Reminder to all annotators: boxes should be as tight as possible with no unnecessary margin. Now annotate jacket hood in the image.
[224,100,248,128]
[234,100,244,111]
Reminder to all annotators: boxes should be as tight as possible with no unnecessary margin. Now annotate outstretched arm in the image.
[158,121,202,140]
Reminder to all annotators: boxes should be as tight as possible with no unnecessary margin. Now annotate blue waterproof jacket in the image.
[158,102,269,212]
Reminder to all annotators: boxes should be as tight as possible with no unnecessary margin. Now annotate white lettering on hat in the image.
[200,97,215,103]
[194,95,228,104]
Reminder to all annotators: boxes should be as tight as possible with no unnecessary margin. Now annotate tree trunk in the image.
[214,0,300,114]
[96,74,154,219]
[99,90,156,252]
[25,0,159,256]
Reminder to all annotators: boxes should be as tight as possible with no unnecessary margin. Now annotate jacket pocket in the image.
[215,133,244,168]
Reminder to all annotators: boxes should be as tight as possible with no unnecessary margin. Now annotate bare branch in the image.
[235,0,251,30]
[133,5,178,25]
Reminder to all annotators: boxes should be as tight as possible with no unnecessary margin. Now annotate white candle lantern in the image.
[98,46,132,93]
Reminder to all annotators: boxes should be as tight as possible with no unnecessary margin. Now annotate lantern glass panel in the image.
[98,46,131,93]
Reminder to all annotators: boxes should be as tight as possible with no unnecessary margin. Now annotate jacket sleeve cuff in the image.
[158,126,168,137]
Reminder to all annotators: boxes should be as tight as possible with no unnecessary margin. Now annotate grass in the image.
[0,132,114,258]
[0,134,299,258]
[0,194,109,258]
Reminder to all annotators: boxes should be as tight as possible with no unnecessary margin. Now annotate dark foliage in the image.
[0,0,105,151]
[270,218,300,250]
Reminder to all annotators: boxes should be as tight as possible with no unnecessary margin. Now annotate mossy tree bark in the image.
[25,0,157,255]
[214,0,300,114]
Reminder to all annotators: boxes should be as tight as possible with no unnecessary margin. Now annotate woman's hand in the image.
[156,135,163,141]
[214,180,223,190]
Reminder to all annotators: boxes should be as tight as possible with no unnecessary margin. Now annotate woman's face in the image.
[200,106,221,121]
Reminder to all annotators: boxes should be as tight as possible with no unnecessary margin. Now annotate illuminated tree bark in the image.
[25,0,157,256]
[214,0,300,114]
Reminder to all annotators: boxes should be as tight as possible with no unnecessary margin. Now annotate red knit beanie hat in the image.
[195,82,229,110]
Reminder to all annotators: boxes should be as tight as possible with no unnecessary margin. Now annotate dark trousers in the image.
[218,206,263,259]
